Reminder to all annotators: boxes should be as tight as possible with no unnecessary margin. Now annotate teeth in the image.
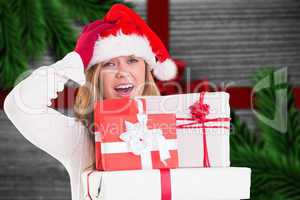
[115,84,133,89]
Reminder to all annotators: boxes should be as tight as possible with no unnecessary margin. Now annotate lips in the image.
[114,83,134,97]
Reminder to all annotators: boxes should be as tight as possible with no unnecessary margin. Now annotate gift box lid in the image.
[94,97,146,116]
[134,92,230,118]
[82,167,251,200]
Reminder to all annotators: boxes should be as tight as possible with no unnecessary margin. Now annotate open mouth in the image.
[114,83,134,97]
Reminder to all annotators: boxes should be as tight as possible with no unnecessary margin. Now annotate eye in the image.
[103,62,115,68]
[128,58,138,64]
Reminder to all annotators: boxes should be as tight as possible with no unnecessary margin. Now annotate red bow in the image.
[189,97,210,122]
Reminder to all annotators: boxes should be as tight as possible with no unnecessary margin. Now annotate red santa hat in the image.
[88,3,177,81]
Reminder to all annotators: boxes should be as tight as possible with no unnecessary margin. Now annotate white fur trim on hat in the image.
[88,30,177,81]
[89,30,156,68]
[153,58,177,81]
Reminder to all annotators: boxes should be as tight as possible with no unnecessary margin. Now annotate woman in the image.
[3,4,177,200]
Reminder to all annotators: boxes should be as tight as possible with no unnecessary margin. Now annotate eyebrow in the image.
[103,55,137,63]
[129,55,141,60]
[102,58,114,63]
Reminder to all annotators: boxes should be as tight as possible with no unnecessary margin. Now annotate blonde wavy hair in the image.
[73,61,161,171]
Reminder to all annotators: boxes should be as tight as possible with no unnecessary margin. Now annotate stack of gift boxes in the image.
[81,92,251,200]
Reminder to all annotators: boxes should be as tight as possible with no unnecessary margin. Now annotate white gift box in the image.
[81,167,251,200]
[135,92,231,167]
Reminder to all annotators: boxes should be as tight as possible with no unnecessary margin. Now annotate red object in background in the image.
[183,80,210,93]
[50,87,78,109]
[147,0,169,49]
[0,89,10,109]
[155,81,183,95]
[224,87,253,109]
[294,87,300,108]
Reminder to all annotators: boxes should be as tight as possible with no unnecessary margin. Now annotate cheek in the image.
[132,63,146,84]
[130,63,146,95]
[100,72,115,97]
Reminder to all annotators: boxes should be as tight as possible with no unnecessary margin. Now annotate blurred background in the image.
[0,0,299,199]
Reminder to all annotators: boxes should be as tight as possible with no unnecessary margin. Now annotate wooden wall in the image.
[170,0,300,86]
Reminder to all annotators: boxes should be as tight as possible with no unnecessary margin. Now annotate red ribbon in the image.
[176,92,231,167]
[160,169,172,200]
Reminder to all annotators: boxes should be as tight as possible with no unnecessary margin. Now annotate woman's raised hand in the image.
[74,20,116,69]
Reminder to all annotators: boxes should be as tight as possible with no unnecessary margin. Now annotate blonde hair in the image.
[73,61,161,171]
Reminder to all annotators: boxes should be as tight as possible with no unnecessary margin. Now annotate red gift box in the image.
[94,98,178,171]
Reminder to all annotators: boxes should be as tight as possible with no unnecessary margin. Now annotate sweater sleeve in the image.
[3,51,87,164]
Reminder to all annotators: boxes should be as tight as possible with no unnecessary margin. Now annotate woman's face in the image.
[99,55,146,99]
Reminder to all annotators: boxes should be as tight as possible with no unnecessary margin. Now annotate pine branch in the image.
[61,0,134,24]
[60,0,105,23]
[253,192,286,200]
[232,147,300,200]
[230,111,263,153]
[9,0,46,60]
[41,0,76,60]
[0,0,133,87]
[0,1,27,88]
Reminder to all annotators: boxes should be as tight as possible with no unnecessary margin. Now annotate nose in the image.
[115,61,130,79]
[115,70,130,79]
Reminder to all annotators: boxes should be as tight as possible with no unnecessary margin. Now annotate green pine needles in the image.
[230,68,300,200]
[0,0,133,89]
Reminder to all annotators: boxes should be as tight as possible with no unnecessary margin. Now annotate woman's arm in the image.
[3,51,86,164]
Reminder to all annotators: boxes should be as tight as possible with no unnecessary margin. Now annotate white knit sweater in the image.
[4,52,94,200]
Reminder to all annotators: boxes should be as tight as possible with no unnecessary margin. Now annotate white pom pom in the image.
[152,59,177,81]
